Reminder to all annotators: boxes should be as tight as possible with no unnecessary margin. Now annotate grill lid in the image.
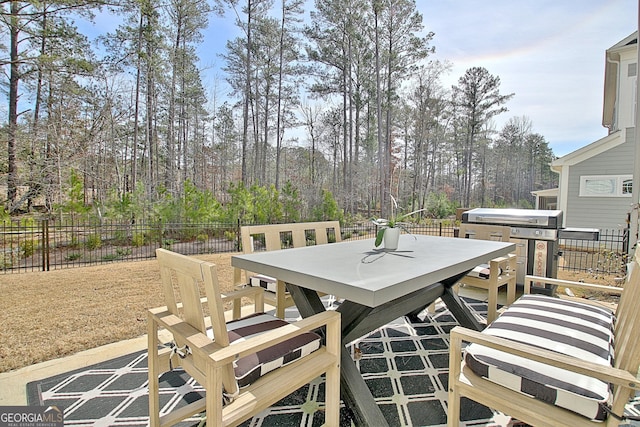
[462,208,563,228]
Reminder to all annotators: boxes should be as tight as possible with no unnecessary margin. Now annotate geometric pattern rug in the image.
[26,298,640,426]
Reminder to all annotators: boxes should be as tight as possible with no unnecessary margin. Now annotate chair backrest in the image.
[458,223,511,242]
[156,248,238,394]
[235,221,341,285]
[607,250,640,416]
[240,221,342,253]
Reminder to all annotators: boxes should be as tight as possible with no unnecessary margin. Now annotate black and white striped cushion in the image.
[464,294,615,421]
[467,264,501,279]
[249,274,278,293]
[211,313,320,388]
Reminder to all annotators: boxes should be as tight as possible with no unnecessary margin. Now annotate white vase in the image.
[383,227,401,250]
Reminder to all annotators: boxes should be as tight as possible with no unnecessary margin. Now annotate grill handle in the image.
[474,215,542,225]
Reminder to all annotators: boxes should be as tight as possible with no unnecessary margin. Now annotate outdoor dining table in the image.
[231,234,515,426]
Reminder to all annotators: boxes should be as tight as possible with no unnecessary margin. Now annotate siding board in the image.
[566,132,634,230]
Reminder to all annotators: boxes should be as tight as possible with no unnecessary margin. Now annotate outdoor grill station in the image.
[462,208,600,294]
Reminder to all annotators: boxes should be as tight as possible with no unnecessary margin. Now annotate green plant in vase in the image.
[371,195,426,249]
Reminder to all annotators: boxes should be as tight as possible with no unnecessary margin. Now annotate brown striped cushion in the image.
[249,274,279,293]
[464,294,615,421]
[210,313,320,388]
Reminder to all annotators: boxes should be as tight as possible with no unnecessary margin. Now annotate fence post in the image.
[41,219,50,271]
[158,221,163,252]
[623,227,630,257]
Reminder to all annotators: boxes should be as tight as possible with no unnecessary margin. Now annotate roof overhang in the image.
[531,188,558,197]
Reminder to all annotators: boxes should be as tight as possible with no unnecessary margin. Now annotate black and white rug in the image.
[25,299,640,426]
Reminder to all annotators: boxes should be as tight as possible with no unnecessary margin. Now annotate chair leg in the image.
[487,285,498,324]
[207,364,224,427]
[324,362,341,425]
[148,319,160,427]
[447,331,463,427]
[275,280,287,319]
[506,277,516,305]
[427,301,436,314]
[324,306,341,426]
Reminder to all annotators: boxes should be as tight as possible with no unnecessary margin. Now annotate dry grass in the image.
[0,253,623,374]
[0,253,238,373]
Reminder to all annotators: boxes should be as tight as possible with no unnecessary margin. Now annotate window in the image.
[579,175,632,197]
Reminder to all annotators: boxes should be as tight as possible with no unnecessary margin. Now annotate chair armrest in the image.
[149,308,225,368]
[149,307,340,369]
[449,326,639,390]
[210,311,341,365]
[489,254,516,275]
[524,275,623,295]
[221,285,265,319]
[221,286,265,302]
[489,254,514,264]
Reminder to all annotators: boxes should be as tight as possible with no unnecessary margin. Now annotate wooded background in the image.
[1,0,557,220]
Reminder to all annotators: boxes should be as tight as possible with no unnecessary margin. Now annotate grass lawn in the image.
[0,253,238,373]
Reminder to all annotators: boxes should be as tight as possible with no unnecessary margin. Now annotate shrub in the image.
[312,189,344,222]
[113,230,129,245]
[68,234,80,249]
[426,192,454,219]
[132,232,145,247]
[116,248,132,257]
[65,253,82,261]
[86,233,102,250]
[21,240,35,258]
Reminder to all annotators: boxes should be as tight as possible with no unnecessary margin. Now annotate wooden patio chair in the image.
[234,221,342,318]
[456,223,517,323]
[448,251,640,426]
[148,248,341,427]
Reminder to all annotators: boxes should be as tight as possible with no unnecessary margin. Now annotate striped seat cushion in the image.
[467,264,501,279]
[464,294,615,421]
[249,274,279,293]
[209,313,320,388]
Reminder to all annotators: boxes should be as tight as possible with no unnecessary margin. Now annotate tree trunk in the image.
[7,1,20,210]
[374,4,385,216]
[241,0,253,185]
[275,0,286,190]
[132,9,144,193]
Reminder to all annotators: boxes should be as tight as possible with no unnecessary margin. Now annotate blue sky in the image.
[86,0,638,158]
[418,0,637,157]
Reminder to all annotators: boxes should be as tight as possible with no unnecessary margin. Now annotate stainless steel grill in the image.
[462,208,566,294]
[463,208,563,229]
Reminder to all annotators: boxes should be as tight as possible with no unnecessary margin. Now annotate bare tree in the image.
[372,0,433,217]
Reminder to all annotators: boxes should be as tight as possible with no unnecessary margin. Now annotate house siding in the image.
[565,129,634,231]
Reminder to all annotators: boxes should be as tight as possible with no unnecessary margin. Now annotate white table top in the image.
[232,234,515,307]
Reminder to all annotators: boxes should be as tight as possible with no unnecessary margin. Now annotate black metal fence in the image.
[0,219,629,276]
[559,228,629,276]
[0,220,241,272]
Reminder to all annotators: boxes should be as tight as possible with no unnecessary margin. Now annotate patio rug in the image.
[26,298,640,426]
